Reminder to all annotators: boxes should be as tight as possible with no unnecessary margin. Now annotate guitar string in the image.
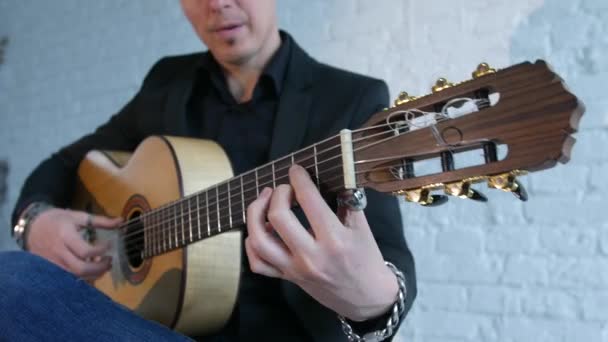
[116,123,400,238]
[122,128,451,257]
[120,112,462,254]
[118,118,416,244]
[119,107,457,240]
[119,109,471,256]
[115,97,477,235]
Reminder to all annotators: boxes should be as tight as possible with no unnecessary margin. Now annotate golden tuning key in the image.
[394,91,417,107]
[487,171,528,201]
[444,181,474,198]
[444,181,488,202]
[404,188,448,206]
[472,62,496,79]
[487,173,517,191]
[404,188,433,205]
[432,78,454,93]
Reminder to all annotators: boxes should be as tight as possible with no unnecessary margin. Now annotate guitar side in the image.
[72,136,241,336]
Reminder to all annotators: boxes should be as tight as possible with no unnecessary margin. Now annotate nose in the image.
[208,0,232,11]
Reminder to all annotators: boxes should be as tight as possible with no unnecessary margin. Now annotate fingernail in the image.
[261,187,272,197]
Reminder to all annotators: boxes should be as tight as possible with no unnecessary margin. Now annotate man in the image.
[1,0,416,341]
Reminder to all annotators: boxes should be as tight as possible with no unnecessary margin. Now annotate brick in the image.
[539,226,598,256]
[486,226,539,254]
[528,164,590,195]
[590,162,608,192]
[468,286,519,315]
[570,130,608,165]
[436,227,483,256]
[524,194,605,225]
[500,317,603,342]
[519,289,580,319]
[417,282,467,311]
[503,256,549,286]
[408,310,490,339]
[601,224,608,255]
[547,257,608,289]
[582,291,608,321]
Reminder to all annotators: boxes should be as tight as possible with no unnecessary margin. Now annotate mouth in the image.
[213,23,245,34]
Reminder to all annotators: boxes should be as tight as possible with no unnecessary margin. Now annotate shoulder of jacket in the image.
[142,52,205,88]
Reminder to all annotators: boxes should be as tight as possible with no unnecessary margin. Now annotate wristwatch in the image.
[12,202,53,250]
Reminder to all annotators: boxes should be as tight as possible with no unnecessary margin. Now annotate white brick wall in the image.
[1,1,606,341]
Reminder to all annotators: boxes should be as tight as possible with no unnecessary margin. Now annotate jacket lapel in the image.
[268,42,316,160]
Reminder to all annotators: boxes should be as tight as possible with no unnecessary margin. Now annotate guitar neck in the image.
[141,134,345,257]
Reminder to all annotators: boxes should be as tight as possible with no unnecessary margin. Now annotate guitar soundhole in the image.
[125,210,144,268]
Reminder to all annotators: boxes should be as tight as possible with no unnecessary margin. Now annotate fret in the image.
[167,205,172,250]
[274,156,293,187]
[162,205,167,254]
[291,153,294,165]
[242,171,258,217]
[272,163,276,188]
[180,200,185,246]
[228,178,243,227]
[257,164,274,194]
[196,195,201,240]
[315,135,344,191]
[148,212,158,256]
[255,168,259,196]
[173,203,178,249]
[228,181,233,229]
[216,185,221,233]
[240,176,246,224]
[143,215,148,258]
[293,148,312,167]
[148,213,154,257]
[313,145,320,188]
[188,197,193,242]
[206,190,210,237]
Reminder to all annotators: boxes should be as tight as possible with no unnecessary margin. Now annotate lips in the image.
[211,22,245,39]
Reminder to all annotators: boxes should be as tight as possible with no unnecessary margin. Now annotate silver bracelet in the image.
[338,261,407,342]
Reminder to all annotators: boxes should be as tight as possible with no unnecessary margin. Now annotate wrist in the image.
[349,264,400,322]
[338,261,407,342]
[12,202,54,250]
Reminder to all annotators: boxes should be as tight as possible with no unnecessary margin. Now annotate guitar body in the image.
[72,136,241,336]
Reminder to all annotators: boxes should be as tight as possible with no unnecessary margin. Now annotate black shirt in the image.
[188,34,311,341]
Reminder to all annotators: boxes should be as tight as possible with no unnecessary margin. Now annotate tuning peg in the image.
[432,78,454,93]
[510,179,528,201]
[444,181,488,202]
[472,62,496,79]
[487,172,528,202]
[404,188,448,206]
[394,91,417,107]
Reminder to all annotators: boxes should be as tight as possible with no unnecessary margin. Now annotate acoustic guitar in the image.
[72,61,584,336]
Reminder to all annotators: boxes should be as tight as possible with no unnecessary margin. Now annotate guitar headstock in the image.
[353,61,585,206]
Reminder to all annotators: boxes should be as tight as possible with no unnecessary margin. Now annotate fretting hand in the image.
[245,165,398,321]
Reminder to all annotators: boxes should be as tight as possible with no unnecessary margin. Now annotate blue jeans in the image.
[0,251,192,341]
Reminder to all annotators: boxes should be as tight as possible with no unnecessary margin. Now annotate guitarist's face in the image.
[181,0,280,67]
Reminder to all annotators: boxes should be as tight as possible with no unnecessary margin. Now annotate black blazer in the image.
[14,36,416,341]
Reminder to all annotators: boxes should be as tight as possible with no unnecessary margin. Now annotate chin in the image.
[218,47,257,65]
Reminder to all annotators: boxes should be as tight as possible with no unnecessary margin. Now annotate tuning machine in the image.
[404,188,448,207]
[432,78,454,93]
[487,172,528,201]
[393,91,418,107]
[472,62,496,79]
[444,181,488,202]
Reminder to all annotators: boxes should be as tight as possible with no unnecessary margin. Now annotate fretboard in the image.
[138,135,345,258]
